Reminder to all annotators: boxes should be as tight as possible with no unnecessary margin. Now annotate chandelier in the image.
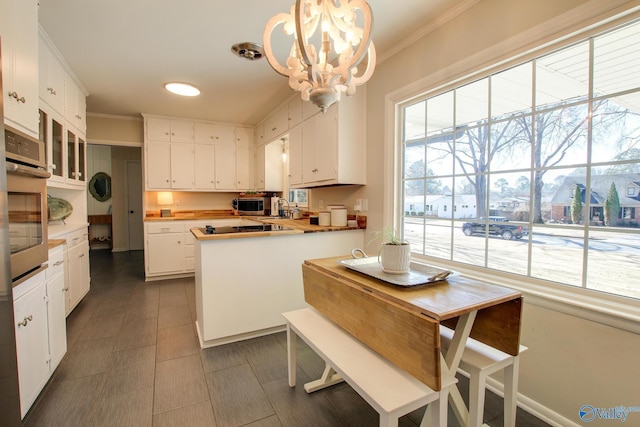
[263,0,376,112]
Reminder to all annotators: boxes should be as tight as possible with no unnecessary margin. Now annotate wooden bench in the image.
[283,308,457,427]
[440,326,528,427]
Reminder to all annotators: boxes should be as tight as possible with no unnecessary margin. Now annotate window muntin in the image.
[399,20,640,300]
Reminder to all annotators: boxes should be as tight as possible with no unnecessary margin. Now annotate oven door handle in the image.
[6,161,51,179]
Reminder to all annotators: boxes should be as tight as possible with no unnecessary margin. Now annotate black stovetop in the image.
[200,224,293,235]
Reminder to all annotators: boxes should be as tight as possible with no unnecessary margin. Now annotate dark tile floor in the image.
[22,250,550,427]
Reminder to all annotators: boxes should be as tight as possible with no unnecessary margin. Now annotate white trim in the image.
[87,112,142,121]
[482,376,582,427]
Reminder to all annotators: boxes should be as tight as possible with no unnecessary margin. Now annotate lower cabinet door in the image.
[147,233,184,274]
[14,279,50,419]
[47,273,68,372]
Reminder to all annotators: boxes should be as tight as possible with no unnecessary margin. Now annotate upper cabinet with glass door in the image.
[38,28,88,189]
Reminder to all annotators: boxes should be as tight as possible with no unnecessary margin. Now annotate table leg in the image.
[287,323,297,387]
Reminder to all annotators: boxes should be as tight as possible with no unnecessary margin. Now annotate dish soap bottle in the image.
[293,203,302,220]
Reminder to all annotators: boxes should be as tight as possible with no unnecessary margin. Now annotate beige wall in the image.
[87,114,143,145]
[360,1,640,425]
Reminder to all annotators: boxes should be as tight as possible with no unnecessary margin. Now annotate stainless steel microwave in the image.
[237,197,268,216]
[4,125,46,169]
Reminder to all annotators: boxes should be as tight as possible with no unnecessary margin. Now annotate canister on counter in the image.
[319,211,331,226]
[330,208,347,226]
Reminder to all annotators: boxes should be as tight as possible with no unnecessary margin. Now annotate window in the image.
[399,20,640,300]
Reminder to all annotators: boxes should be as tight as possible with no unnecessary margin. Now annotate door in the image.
[127,161,144,250]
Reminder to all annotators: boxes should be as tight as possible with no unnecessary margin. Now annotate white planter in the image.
[380,243,411,274]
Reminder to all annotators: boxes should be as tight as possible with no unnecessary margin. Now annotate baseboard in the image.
[484,377,582,427]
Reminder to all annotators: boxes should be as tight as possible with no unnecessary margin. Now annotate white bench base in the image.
[440,326,528,427]
[283,308,457,427]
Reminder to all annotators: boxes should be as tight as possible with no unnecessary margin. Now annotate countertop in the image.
[48,239,66,249]
[191,217,363,241]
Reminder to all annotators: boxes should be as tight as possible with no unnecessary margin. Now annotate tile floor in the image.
[22,250,551,427]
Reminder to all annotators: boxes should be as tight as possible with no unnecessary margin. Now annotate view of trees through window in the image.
[400,20,640,300]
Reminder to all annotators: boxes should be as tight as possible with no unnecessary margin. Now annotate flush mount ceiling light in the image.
[164,82,200,97]
[263,0,376,112]
[231,42,265,61]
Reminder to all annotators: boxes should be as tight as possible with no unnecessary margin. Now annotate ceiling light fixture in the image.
[164,82,200,97]
[263,0,376,113]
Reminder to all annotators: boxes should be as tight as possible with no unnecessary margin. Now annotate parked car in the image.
[461,216,528,240]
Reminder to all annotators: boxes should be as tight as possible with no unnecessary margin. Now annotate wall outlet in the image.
[355,199,362,211]
[175,200,181,208]
[361,199,368,211]
[319,200,324,209]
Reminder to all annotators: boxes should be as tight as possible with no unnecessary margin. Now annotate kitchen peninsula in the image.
[191,217,364,348]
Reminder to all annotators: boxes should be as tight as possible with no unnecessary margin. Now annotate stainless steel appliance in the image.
[6,159,50,282]
[200,223,293,234]
[0,40,24,427]
[236,197,268,216]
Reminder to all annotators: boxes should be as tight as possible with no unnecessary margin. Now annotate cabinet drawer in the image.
[66,228,88,247]
[46,246,65,280]
[147,222,183,234]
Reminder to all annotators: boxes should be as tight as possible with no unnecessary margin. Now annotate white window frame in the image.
[383,3,640,333]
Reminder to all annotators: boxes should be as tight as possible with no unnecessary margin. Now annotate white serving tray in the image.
[339,257,454,287]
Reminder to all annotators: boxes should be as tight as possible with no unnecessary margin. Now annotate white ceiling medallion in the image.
[263,0,376,112]
[164,82,201,97]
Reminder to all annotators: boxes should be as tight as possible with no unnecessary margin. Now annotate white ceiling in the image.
[38,0,470,125]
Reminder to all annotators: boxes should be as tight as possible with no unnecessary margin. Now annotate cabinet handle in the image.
[8,91,26,103]
[48,87,57,95]
[53,260,64,266]
[272,127,277,131]
[17,315,33,327]
[76,114,82,119]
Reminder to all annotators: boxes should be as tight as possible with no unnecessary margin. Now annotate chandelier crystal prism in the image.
[263,0,376,112]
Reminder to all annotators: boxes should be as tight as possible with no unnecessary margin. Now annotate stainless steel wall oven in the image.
[5,125,50,284]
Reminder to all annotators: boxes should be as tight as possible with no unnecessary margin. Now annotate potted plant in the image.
[376,227,411,274]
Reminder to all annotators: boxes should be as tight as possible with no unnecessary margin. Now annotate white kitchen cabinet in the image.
[147,117,194,143]
[290,90,366,188]
[38,34,66,115]
[65,228,90,316]
[214,146,236,190]
[236,147,253,190]
[66,129,87,187]
[169,143,194,189]
[194,144,216,189]
[0,0,39,136]
[145,222,185,277]
[288,124,303,186]
[288,97,303,128]
[13,272,49,419]
[264,104,289,141]
[46,245,67,373]
[194,122,235,146]
[39,108,66,185]
[255,121,265,146]
[145,141,171,189]
[145,141,193,190]
[64,78,87,134]
[255,141,284,191]
[235,127,254,147]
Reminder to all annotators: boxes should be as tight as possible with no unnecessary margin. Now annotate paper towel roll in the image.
[330,208,347,226]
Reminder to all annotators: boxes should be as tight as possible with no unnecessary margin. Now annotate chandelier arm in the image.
[263,12,298,77]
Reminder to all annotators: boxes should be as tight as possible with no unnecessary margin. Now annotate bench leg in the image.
[468,370,487,427]
[379,412,399,427]
[419,387,450,427]
[287,323,297,387]
[503,356,520,427]
[304,363,344,393]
